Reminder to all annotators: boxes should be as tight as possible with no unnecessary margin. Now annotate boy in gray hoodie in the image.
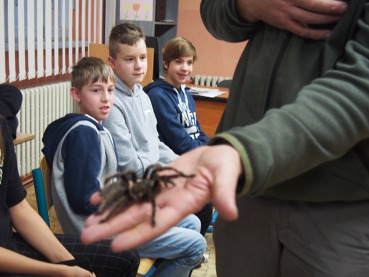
[103,23,206,277]
[103,24,177,178]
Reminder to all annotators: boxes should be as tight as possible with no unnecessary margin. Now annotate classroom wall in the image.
[177,0,246,78]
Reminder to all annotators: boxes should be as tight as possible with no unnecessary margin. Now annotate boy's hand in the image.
[81,145,241,252]
[236,0,348,40]
[58,265,95,277]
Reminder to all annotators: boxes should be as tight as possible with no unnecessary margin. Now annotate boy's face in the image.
[71,78,115,123]
[164,56,194,88]
[108,39,147,90]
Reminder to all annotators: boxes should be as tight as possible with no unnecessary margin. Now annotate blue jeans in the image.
[137,214,206,277]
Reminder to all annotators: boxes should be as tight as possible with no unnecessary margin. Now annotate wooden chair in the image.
[32,157,53,226]
[217,79,232,88]
[32,157,156,276]
[89,43,155,87]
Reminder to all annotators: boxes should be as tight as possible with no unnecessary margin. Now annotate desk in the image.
[13,132,35,146]
[192,87,229,137]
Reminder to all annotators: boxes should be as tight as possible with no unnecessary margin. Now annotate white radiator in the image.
[192,75,232,87]
[16,81,78,176]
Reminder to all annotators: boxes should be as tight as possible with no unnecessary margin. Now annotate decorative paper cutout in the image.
[120,0,153,21]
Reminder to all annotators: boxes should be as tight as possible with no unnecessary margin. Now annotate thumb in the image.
[211,166,239,221]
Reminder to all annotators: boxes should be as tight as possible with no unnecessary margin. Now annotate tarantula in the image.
[95,164,195,226]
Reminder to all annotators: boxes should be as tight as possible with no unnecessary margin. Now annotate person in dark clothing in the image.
[82,1,369,276]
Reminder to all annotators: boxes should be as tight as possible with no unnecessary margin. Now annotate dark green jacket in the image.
[201,0,369,201]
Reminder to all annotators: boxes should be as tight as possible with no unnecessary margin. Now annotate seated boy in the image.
[144,36,209,155]
[144,37,213,236]
[103,24,178,178]
[103,23,206,276]
[42,57,139,276]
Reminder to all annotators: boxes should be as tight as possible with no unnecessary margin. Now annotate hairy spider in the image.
[95,164,195,226]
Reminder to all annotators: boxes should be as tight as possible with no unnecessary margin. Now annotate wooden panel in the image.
[88,44,154,87]
[192,86,229,137]
[89,43,110,63]
[143,48,154,86]
[195,99,226,137]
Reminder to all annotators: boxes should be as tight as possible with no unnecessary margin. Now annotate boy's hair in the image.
[109,23,146,59]
[71,57,116,91]
[162,37,198,69]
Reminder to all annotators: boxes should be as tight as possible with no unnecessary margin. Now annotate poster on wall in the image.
[120,0,154,21]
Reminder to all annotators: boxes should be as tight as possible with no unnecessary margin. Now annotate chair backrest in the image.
[217,79,232,88]
[32,156,53,226]
[40,157,53,209]
[89,43,155,87]
[145,36,160,80]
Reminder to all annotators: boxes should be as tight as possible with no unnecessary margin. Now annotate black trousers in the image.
[8,232,140,277]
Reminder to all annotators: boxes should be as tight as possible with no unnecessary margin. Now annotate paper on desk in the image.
[189,87,226,98]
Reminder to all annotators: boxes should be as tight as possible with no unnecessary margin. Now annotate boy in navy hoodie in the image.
[144,37,209,155]
[144,37,212,236]
[42,57,139,276]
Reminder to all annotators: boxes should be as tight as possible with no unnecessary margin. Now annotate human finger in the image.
[205,162,239,221]
[286,19,335,40]
[89,191,103,205]
[293,0,348,15]
[81,197,189,251]
[109,204,189,252]
[287,5,342,25]
[81,201,152,243]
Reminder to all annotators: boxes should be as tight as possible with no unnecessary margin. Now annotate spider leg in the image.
[153,166,194,177]
[97,183,129,213]
[148,189,156,227]
[96,200,110,215]
[143,163,163,179]
[158,173,195,188]
[99,196,130,223]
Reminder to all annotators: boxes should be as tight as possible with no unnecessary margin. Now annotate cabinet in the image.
[115,0,179,77]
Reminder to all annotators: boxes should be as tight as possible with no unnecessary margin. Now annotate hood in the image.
[114,72,144,97]
[42,113,103,165]
[0,84,23,139]
[143,78,177,93]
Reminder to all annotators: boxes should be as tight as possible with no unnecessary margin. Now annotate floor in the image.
[25,185,217,277]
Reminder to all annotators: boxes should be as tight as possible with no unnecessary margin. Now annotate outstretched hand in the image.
[236,0,348,40]
[81,145,242,252]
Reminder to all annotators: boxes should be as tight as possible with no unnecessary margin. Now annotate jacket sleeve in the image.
[200,0,260,42]
[148,89,206,155]
[191,93,210,144]
[3,123,27,207]
[158,141,179,164]
[61,126,101,215]
[196,124,210,145]
[211,2,369,196]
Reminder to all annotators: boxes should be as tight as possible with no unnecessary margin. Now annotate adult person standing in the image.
[82,1,369,276]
